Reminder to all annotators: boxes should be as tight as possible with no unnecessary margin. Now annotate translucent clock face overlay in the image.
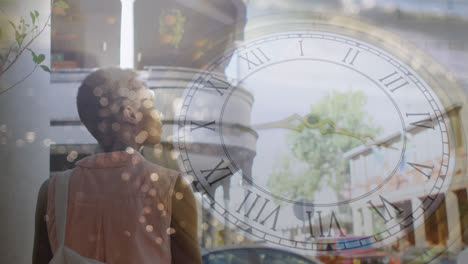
[177,32,454,249]
[223,59,406,205]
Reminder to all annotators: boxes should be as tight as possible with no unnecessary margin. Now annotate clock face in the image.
[175,26,458,251]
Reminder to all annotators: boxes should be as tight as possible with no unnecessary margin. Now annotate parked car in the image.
[202,245,324,264]
[316,236,400,264]
[399,247,456,264]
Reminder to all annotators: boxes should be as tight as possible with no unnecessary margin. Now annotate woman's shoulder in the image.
[39,171,65,199]
[38,177,50,199]
[145,161,180,178]
[38,170,67,205]
[36,177,51,219]
[141,160,181,192]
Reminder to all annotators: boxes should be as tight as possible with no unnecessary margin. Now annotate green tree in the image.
[0,0,69,95]
[267,90,381,201]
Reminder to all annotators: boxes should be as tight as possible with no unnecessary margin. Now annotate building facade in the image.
[347,105,468,252]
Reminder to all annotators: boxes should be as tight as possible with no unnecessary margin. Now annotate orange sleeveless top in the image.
[46,149,179,263]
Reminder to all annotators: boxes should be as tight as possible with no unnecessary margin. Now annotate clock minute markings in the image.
[238,47,271,70]
[379,71,409,92]
[236,189,280,231]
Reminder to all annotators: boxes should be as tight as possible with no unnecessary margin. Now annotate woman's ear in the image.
[122,106,140,125]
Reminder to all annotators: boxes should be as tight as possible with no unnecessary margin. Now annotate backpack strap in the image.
[55,169,74,247]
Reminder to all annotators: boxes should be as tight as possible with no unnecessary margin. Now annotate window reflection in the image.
[48,1,468,263]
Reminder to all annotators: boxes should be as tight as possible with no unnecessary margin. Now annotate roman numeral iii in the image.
[379,71,409,92]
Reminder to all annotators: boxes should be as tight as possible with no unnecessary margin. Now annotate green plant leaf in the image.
[29,48,38,63]
[8,20,16,30]
[54,0,70,9]
[40,65,51,73]
[16,30,21,45]
[19,17,25,33]
[30,12,36,24]
[15,31,26,47]
[35,54,45,64]
[34,10,39,18]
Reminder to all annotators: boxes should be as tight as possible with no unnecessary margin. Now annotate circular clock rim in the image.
[175,12,467,250]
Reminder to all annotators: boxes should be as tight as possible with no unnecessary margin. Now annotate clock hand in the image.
[296,113,396,149]
[312,118,396,149]
[251,113,305,131]
[361,136,397,149]
[252,112,397,149]
[333,127,398,149]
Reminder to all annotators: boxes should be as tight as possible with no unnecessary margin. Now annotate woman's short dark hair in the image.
[76,67,144,143]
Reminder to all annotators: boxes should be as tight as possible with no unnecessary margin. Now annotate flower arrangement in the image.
[158,9,186,49]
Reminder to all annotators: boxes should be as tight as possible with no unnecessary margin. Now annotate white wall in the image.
[0,0,52,262]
